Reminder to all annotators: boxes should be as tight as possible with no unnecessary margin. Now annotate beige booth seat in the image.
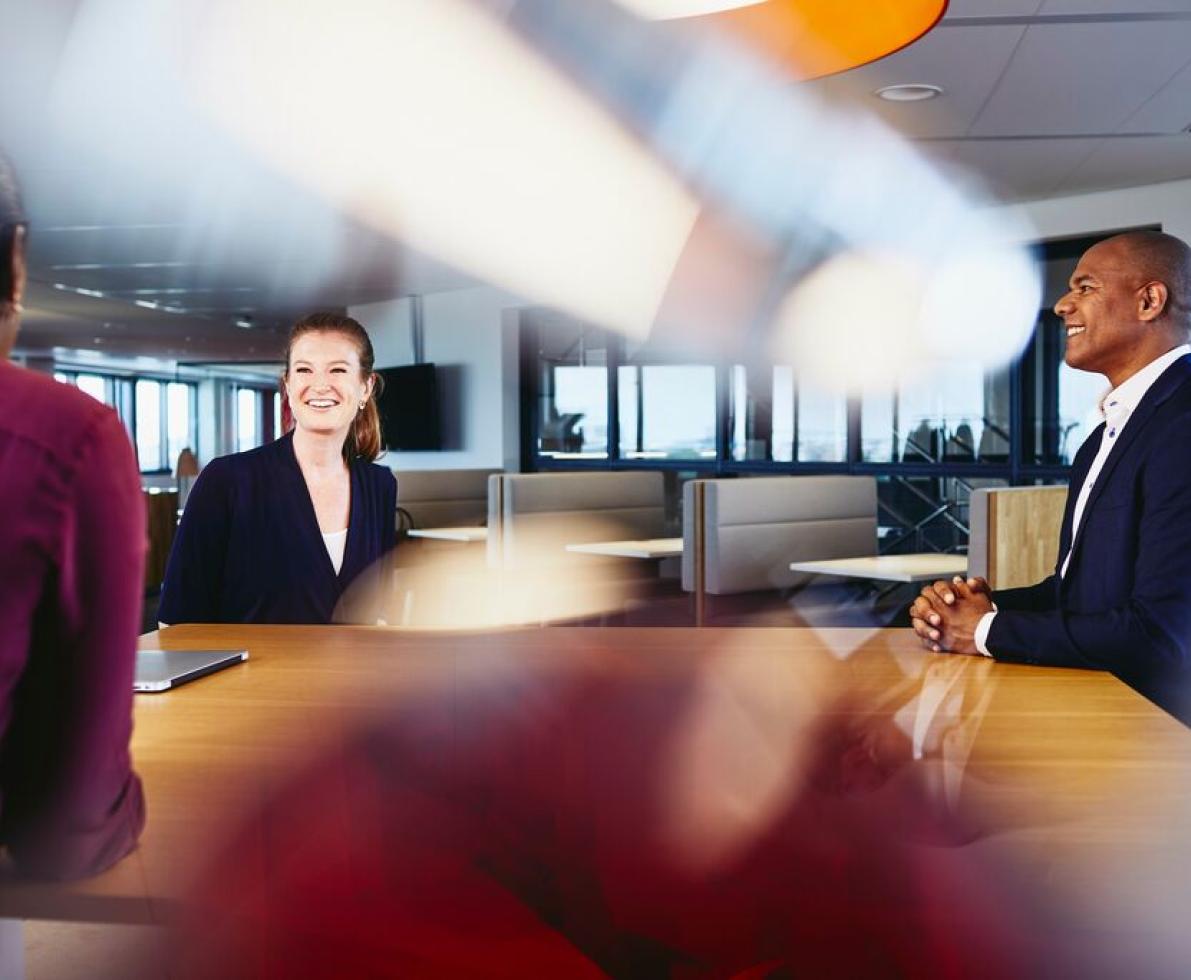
[682,475,878,624]
[487,471,666,570]
[393,468,500,530]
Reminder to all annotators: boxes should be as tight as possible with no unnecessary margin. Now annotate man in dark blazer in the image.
[910,230,1191,721]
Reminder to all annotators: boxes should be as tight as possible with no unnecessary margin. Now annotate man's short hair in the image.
[1112,230,1191,329]
[0,151,26,302]
[0,152,24,228]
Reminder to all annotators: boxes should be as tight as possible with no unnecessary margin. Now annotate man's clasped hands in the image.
[908,575,997,657]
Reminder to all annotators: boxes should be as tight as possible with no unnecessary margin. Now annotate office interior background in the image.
[10,1,1191,976]
[7,0,1191,568]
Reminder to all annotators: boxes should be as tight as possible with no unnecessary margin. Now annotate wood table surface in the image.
[3,623,1190,967]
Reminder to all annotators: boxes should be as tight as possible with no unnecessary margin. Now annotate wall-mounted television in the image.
[377,363,441,451]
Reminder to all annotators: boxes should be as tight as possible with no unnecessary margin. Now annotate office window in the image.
[1058,363,1104,462]
[75,373,109,405]
[533,316,609,459]
[273,391,283,441]
[729,366,846,462]
[860,363,1009,464]
[618,365,716,460]
[135,380,164,471]
[1022,310,1103,466]
[166,382,196,472]
[236,387,261,453]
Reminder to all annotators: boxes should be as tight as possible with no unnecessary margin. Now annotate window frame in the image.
[519,236,1103,493]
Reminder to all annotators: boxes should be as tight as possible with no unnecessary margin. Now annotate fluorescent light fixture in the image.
[52,283,107,299]
[875,84,943,102]
[189,0,700,340]
[609,0,767,19]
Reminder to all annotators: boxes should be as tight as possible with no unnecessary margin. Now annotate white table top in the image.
[789,553,968,584]
[566,537,684,559]
[407,526,488,543]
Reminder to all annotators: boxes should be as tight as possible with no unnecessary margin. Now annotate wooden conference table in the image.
[3,624,1191,973]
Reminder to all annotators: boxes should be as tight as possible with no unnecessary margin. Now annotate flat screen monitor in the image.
[377,363,441,451]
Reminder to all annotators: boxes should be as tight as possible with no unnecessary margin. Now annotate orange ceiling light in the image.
[698,0,948,80]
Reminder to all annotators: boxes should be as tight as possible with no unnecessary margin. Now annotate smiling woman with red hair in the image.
[158,312,397,625]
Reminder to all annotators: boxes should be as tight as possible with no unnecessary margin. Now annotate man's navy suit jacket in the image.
[988,354,1191,720]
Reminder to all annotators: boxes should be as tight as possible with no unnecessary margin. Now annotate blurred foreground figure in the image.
[163,636,1048,979]
[0,153,144,878]
[912,232,1191,724]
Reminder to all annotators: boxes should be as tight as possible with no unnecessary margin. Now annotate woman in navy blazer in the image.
[159,312,397,625]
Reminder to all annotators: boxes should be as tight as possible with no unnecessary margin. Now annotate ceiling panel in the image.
[970,21,1191,136]
[1057,135,1191,194]
[1039,1,1191,14]
[932,137,1103,200]
[1117,56,1191,133]
[805,25,1027,138]
[943,0,1043,15]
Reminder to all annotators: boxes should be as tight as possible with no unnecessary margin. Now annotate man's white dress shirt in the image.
[973,343,1191,655]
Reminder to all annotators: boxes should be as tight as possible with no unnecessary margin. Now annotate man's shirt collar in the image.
[1098,343,1191,426]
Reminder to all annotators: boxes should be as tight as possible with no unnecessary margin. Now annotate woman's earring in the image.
[358,401,366,411]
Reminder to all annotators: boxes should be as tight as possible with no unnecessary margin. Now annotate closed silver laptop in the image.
[134,649,248,693]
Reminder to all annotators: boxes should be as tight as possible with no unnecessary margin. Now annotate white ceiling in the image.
[809,0,1191,201]
[4,0,1191,362]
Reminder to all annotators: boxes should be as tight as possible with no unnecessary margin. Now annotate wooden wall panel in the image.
[969,486,1067,591]
[144,491,179,590]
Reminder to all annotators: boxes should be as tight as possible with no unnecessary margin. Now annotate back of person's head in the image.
[1110,230,1191,331]
[1,151,27,305]
[282,311,384,462]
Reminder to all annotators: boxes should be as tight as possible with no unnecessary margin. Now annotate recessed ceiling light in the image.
[875,83,943,103]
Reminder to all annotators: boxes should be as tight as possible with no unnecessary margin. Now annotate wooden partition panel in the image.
[968,485,1067,590]
[144,491,179,589]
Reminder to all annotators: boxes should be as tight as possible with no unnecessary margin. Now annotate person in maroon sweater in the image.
[0,153,145,878]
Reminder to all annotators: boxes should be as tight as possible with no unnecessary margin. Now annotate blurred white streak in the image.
[342,511,649,629]
[494,0,1041,390]
[609,0,766,19]
[188,0,700,341]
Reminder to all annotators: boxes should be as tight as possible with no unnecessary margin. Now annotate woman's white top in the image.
[322,528,348,574]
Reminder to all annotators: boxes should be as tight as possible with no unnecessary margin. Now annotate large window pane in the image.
[1023,310,1103,465]
[76,373,109,405]
[166,382,193,472]
[135,380,163,471]
[860,363,1009,464]
[237,388,260,453]
[618,365,716,460]
[1059,362,1104,462]
[729,366,846,462]
[533,315,608,459]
